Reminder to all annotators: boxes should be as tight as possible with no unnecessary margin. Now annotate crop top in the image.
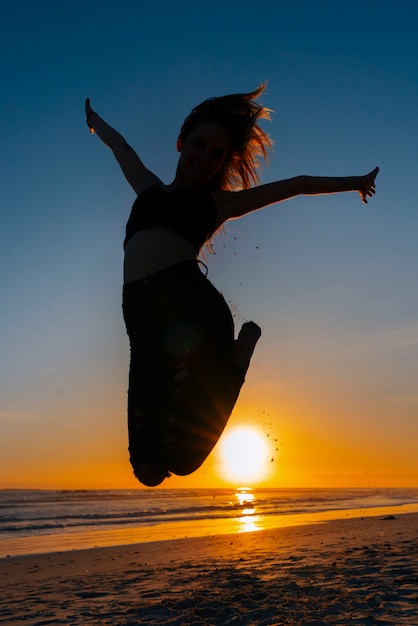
[124,184,217,253]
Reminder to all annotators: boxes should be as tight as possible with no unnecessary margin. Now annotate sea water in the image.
[1,488,418,557]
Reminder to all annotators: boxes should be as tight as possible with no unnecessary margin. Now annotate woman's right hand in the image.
[85,98,96,133]
[85,97,94,115]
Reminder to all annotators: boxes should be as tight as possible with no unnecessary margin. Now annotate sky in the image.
[1,0,417,490]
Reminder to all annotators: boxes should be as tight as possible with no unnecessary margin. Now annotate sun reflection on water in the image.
[235,488,262,533]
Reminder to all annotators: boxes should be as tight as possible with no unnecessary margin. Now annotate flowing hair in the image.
[180,84,272,191]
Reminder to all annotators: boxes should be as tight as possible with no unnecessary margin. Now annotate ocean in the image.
[1,488,418,558]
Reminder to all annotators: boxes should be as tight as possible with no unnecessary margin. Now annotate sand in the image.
[1,512,418,625]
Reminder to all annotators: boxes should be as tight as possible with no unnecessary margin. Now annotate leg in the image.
[162,289,260,476]
[134,463,169,487]
[166,354,246,476]
[123,263,259,484]
[126,347,174,487]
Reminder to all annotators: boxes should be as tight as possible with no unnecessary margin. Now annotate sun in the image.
[217,425,272,484]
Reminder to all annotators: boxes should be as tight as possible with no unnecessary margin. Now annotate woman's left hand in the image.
[359,166,379,204]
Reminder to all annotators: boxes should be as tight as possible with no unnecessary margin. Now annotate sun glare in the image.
[218,425,272,484]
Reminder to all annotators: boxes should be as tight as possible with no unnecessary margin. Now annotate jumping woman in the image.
[85,85,378,487]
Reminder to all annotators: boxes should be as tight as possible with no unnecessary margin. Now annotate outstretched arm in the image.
[215,167,379,226]
[85,98,158,194]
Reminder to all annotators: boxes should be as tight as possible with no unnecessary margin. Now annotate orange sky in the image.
[2,371,417,490]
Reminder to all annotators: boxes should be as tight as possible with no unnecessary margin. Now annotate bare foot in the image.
[233,321,262,373]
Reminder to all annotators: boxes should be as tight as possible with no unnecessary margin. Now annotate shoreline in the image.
[3,501,418,559]
[2,512,418,625]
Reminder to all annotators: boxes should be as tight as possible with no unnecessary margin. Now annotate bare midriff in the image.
[123,227,198,284]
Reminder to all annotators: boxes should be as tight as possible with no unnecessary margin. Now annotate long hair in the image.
[180,84,272,191]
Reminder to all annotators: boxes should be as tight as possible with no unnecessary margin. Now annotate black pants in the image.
[122,261,245,480]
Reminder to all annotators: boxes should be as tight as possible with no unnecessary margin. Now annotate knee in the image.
[169,454,206,477]
[133,463,169,487]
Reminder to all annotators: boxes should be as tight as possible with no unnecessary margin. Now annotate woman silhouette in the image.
[86,85,378,486]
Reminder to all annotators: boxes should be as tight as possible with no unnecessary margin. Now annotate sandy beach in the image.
[1,512,418,625]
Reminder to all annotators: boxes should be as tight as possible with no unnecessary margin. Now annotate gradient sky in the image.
[1,0,417,489]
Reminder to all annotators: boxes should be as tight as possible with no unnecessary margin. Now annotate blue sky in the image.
[1,0,417,488]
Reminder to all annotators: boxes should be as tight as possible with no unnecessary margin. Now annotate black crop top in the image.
[124,184,217,253]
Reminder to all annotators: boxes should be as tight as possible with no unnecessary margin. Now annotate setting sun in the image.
[217,425,272,484]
